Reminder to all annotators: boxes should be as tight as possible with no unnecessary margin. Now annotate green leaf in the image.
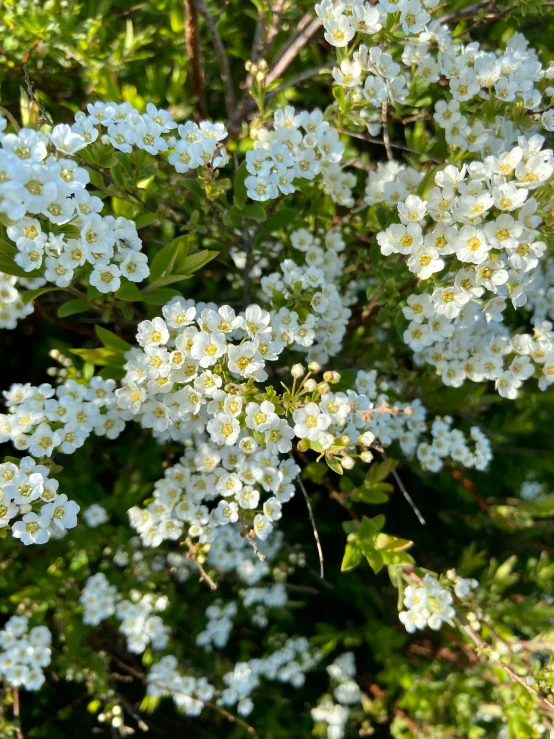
[135,213,159,229]
[358,533,384,574]
[341,542,363,572]
[366,459,398,484]
[0,255,40,279]
[98,366,126,381]
[149,235,189,283]
[325,454,343,475]
[121,304,134,321]
[147,274,191,289]
[57,300,91,318]
[257,208,298,237]
[181,178,204,198]
[70,347,125,367]
[352,484,392,504]
[95,325,132,352]
[242,204,266,222]
[302,462,328,485]
[22,287,61,305]
[358,515,379,541]
[177,249,218,275]
[375,534,413,552]
[233,161,248,209]
[116,280,142,302]
[141,287,182,305]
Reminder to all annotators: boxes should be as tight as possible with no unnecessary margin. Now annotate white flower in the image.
[90,263,121,293]
[12,512,50,545]
[292,402,331,441]
[42,494,80,530]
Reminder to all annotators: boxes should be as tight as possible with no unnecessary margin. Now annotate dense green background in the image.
[1,0,554,737]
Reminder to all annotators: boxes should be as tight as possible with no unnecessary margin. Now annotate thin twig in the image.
[22,63,52,126]
[185,542,218,590]
[336,128,440,163]
[293,460,325,579]
[184,0,207,120]
[0,106,20,131]
[458,616,554,713]
[110,654,260,738]
[266,64,330,98]
[378,448,426,526]
[381,101,393,161]
[265,17,321,86]
[194,0,236,117]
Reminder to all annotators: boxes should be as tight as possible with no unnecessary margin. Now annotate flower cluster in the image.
[1,377,124,458]
[246,107,355,206]
[311,652,363,739]
[0,616,52,691]
[261,227,355,364]
[220,637,321,717]
[321,2,554,149]
[341,370,492,471]
[376,137,554,397]
[196,601,238,651]
[77,101,228,171]
[364,160,424,207]
[0,455,77,545]
[80,573,170,653]
[316,0,434,48]
[147,656,216,716]
[398,571,477,633]
[0,104,228,307]
[0,272,35,329]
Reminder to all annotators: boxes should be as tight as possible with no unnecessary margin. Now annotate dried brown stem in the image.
[184,0,207,119]
[194,0,236,117]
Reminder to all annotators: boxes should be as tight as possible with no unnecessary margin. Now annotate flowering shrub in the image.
[0,0,554,737]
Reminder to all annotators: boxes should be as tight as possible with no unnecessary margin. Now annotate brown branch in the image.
[228,13,322,133]
[12,687,24,739]
[266,64,329,98]
[265,16,321,86]
[185,542,218,590]
[184,0,207,120]
[459,617,554,713]
[336,128,440,164]
[194,0,236,118]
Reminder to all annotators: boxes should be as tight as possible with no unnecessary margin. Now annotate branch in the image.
[459,617,554,714]
[109,654,259,738]
[184,0,207,120]
[185,542,218,590]
[265,16,321,86]
[22,62,52,126]
[377,447,426,526]
[266,64,329,98]
[194,0,236,118]
[336,128,440,164]
[381,101,393,161]
[293,460,325,579]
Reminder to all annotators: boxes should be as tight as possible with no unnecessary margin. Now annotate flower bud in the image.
[360,450,374,463]
[291,364,305,379]
[308,361,321,373]
[303,379,317,392]
[317,382,330,394]
[341,456,355,470]
[323,370,341,384]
